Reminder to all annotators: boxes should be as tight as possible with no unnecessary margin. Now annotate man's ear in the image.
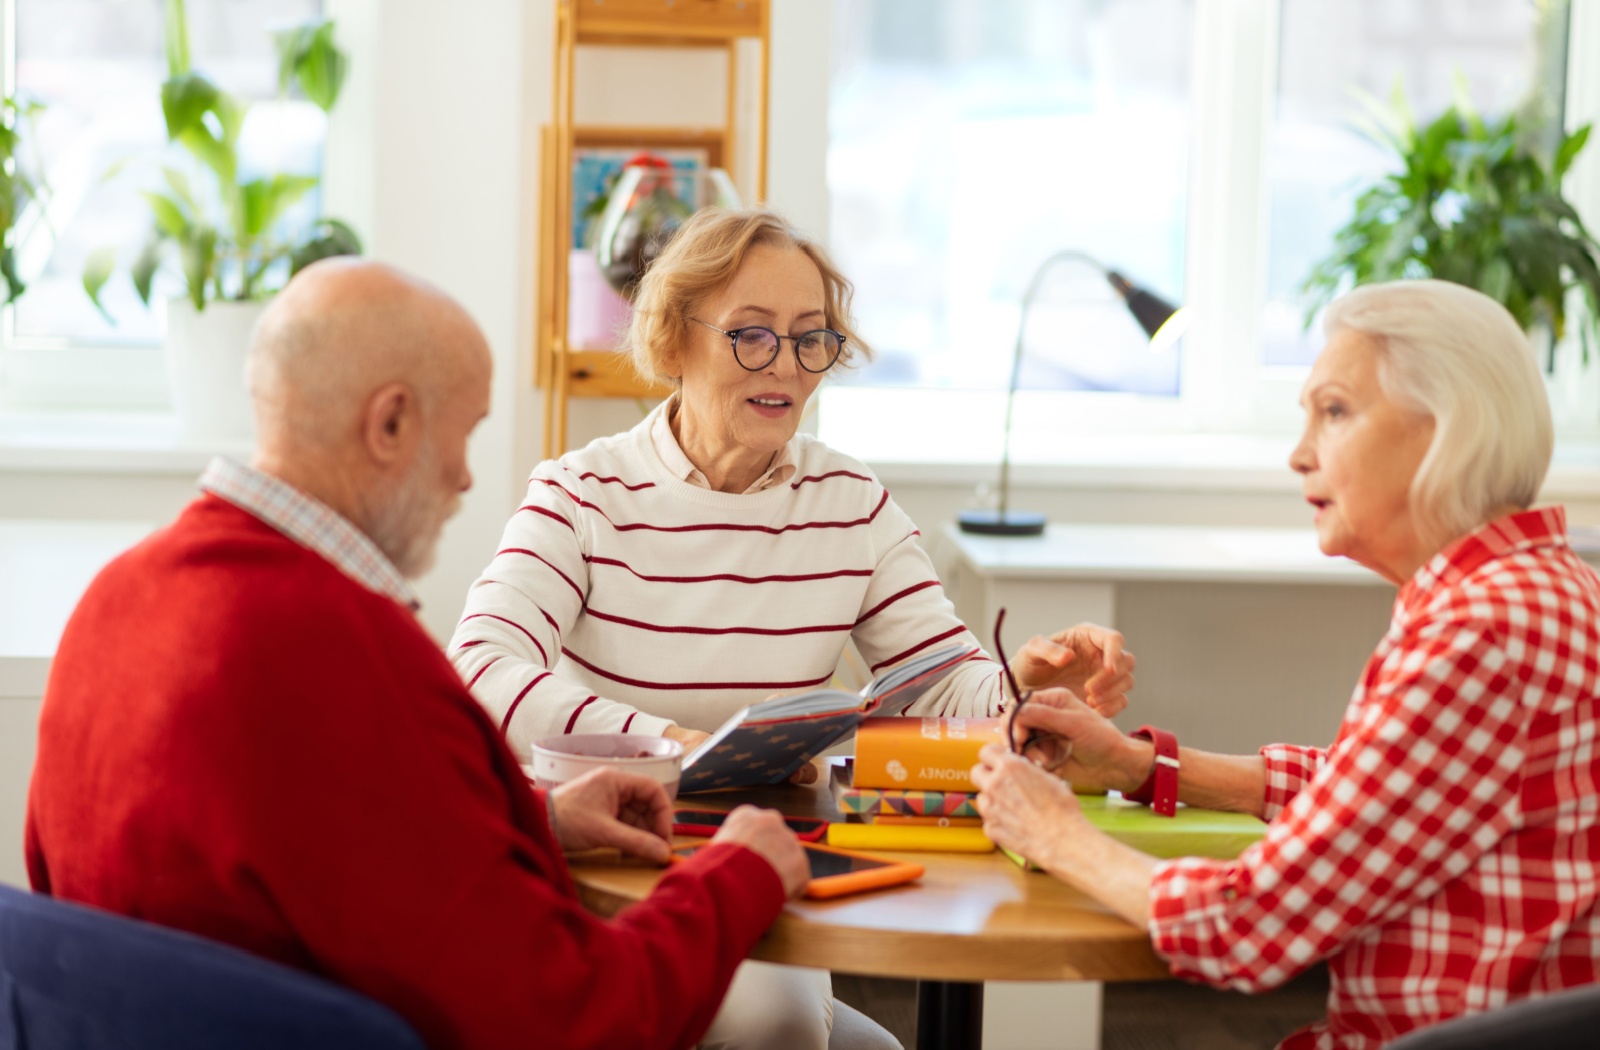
[361,382,419,467]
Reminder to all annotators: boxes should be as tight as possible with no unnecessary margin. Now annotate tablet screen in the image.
[805,845,892,878]
[674,844,891,876]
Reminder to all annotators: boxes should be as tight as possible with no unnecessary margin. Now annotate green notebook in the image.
[1003,796,1267,869]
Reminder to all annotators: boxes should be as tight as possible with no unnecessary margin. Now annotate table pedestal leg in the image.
[916,980,983,1050]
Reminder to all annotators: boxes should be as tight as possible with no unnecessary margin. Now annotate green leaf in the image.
[161,73,244,187]
[160,72,221,141]
[1555,123,1592,181]
[239,174,318,239]
[273,24,318,97]
[162,166,199,212]
[141,190,191,239]
[131,231,164,305]
[0,248,24,305]
[94,155,135,185]
[180,226,216,312]
[289,217,363,277]
[176,125,237,187]
[274,20,348,112]
[164,0,192,78]
[82,245,119,323]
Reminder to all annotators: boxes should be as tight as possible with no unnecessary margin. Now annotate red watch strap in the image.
[1125,725,1179,817]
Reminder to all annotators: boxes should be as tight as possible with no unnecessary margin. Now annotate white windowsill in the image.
[862,429,1600,501]
[0,412,250,474]
[4,408,1600,502]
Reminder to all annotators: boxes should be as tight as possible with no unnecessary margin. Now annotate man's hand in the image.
[549,768,674,863]
[1010,623,1135,716]
[1002,688,1152,792]
[711,806,810,898]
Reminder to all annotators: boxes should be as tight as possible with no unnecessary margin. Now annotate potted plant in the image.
[82,0,361,443]
[1303,92,1600,371]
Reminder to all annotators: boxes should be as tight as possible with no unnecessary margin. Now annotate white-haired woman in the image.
[451,207,1135,1050]
[973,279,1600,1049]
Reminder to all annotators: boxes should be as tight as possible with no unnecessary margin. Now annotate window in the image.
[1261,0,1568,366]
[829,0,1193,396]
[822,0,1597,460]
[3,0,327,411]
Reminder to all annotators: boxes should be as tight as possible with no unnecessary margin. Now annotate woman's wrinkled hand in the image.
[1001,688,1146,793]
[971,744,1087,867]
[1009,623,1135,717]
[661,724,711,752]
[787,761,820,786]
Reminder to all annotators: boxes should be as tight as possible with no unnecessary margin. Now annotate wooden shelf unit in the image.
[537,0,771,457]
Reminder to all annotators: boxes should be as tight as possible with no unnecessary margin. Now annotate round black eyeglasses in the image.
[690,318,845,373]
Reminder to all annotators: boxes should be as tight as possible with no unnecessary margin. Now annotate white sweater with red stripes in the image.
[450,409,1004,762]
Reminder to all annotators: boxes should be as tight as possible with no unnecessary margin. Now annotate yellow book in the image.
[852,718,1004,792]
[827,822,995,853]
[871,814,984,828]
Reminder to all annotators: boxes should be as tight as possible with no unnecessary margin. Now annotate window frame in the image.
[818,0,1600,464]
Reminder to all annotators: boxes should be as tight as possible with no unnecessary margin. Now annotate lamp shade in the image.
[1106,271,1182,339]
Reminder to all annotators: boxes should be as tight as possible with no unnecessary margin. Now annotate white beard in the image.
[368,439,462,580]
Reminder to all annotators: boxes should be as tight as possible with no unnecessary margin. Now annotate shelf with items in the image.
[537,0,770,458]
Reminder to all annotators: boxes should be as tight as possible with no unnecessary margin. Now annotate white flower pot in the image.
[164,297,264,445]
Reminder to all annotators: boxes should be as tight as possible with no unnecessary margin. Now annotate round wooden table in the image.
[566,768,1168,1050]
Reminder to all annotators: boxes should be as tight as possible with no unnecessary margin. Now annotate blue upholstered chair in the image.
[1387,984,1600,1050]
[0,884,425,1050]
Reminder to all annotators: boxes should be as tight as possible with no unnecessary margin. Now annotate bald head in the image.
[247,259,493,576]
[248,258,489,451]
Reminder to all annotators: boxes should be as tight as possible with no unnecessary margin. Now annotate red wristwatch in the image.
[1125,725,1179,817]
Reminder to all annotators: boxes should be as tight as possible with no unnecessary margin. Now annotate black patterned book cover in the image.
[678,645,984,794]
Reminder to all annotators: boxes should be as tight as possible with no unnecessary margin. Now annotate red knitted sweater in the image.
[26,494,784,1050]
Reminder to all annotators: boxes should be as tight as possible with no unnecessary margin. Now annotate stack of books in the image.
[828,719,1003,851]
[830,748,1269,862]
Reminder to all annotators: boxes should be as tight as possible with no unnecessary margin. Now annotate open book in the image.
[678,644,986,794]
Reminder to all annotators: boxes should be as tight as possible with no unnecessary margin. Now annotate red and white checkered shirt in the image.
[1148,506,1600,1049]
[199,457,418,610]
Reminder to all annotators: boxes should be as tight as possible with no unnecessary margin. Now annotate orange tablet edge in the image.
[801,843,925,900]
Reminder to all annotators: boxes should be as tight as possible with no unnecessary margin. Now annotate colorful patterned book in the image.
[829,759,982,819]
[678,645,985,794]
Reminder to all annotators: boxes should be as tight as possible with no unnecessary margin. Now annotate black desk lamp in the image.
[958,250,1187,537]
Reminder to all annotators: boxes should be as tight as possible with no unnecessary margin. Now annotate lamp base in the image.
[957,509,1047,536]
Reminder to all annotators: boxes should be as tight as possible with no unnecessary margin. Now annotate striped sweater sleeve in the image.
[449,465,671,764]
[850,484,1004,716]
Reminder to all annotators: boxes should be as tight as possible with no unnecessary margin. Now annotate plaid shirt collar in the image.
[199,457,420,610]
[1400,505,1567,614]
[649,395,797,493]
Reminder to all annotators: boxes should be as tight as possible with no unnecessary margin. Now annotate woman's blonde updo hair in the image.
[1323,279,1553,546]
[621,207,872,387]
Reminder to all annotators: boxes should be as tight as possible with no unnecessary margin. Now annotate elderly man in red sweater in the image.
[25,259,809,1050]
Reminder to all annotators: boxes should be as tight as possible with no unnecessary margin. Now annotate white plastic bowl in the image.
[530,733,684,799]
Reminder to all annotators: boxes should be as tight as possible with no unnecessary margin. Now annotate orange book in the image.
[851,717,1003,792]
